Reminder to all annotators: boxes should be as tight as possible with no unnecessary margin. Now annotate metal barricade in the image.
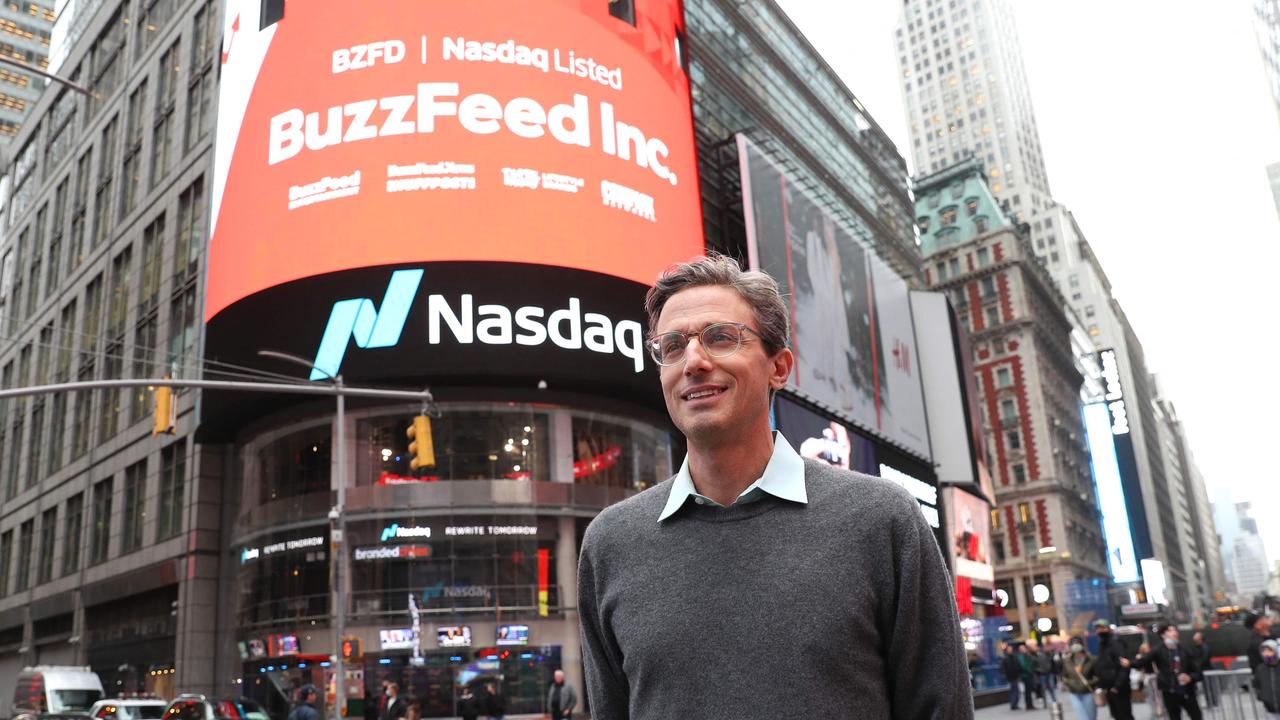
[1201,669,1270,720]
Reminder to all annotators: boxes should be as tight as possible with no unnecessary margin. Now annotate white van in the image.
[10,666,104,719]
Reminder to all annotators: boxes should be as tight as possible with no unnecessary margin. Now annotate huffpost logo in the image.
[310,269,646,378]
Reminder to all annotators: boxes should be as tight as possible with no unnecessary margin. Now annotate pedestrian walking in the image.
[1192,632,1217,708]
[1253,639,1280,720]
[483,682,505,720]
[546,669,577,719]
[1248,613,1276,672]
[576,254,973,719]
[286,685,320,720]
[1093,619,1135,720]
[1133,623,1203,720]
[1058,638,1100,720]
[458,686,480,720]
[1033,643,1058,706]
[1003,644,1026,709]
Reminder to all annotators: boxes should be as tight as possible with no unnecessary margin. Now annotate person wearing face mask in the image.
[1059,637,1100,720]
[1254,639,1280,720]
[1133,623,1203,720]
[1092,619,1134,720]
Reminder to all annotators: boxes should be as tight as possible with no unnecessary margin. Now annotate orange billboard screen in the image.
[207,0,703,322]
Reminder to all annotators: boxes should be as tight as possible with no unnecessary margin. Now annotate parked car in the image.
[162,695,269,720]
[11,666,105,720]
[88,699,168,720]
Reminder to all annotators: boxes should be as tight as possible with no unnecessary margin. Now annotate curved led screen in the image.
[207,0,702,322]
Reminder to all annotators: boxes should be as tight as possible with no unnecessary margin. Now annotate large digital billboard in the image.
[202,1,704,428]
[737,135,929,459]
[209,0,702,320]
[943,487,994,586]
[772,395,876,475]
[1084,402,1140,584]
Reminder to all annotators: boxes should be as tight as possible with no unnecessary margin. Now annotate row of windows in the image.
[0,441,185,597]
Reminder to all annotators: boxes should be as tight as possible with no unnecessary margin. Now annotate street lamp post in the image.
[258,351,347,718]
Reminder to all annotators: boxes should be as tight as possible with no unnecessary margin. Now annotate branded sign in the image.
[445,525,538,537]
[311,269,644,380]
[1084,402,1140,584]
[738,135,929,459]
[943,487,995,585]
[879,464,940,529]
[207,0,702,323]
[240,535,326,564]
[1140,558,1169,605]
[380,628,416,650]
[354,545,431,561]
[437,626,473,648]
[382,523,432,542]
[772,396,876,474]
[1121,602,1160,617]
[1097,349,1129,435]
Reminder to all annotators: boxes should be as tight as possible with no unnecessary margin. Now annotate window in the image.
[168,285,197,372]
[122,459,147,553]
[935,262,946,281]
[139,214,164,309]
[186,1,218,150]
[985,306,1000,327]
[90,9,128,111]
[993,539,1005,563]
[63,493,83,575]
[917,216,931,233]
[1050,251,1059,263]
[940,207,957,226]
[37,507,56,584]
[120,82,147,217]
[50,177,68,282]
[1013,465,1027,485]
[173,177,204,284]
[976,247,989,266]
[990,508,1002,530]
[95,115,118,247]
[152,41,179,184]
[965,198,978,216]
[996,367,1012,387]
[974,216,988,233]
[90,477,113,564]
[107,245,132,338]
[1000,399,1016,421]
[1007,430,1021,450]
[136,0,175,56]
[157,442,185,540]
[1085,306,1095,318]
[1018,501,1031,523]
[948,257,960,276]
[69,151,91,270]
[131,314,159,423]
[14,519,32,591]
[0,530,10,596]
[980,276,996,297]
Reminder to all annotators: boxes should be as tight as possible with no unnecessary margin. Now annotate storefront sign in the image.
[878,464,941,529]
[444,524,538,536]
[240,535,326,564]
[438,626,472,647]
[354,545,431,561]
[381,523,432,542]
[1098,349,1129,435]
[1121,602,1159,617]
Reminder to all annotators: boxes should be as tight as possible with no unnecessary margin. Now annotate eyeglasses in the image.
[647,322,764,367]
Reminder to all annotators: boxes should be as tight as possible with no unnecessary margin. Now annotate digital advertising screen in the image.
[772,395,875,474]
[437,626,473,648]
[1084,402,1140,584]
[202,0,704,430]
[943,487,994,586]
[496,624,530,645]
[737,134,929,459]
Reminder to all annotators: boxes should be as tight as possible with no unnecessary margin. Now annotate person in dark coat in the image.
[458,686,480,720]
[546,670,577,719]
[1253,639,1280,717]
[381,683,407,720]
[1002,644,1026,709]
[1093,619,1135,720]
[1133,623,1203,720]
[1248,613,1275,672]
[286,685,320,720]
[483,682,505,720]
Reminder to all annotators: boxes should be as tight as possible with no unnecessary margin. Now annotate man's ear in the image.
[769,346,794,389]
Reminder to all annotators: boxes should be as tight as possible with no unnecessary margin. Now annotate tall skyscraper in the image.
[1231,503,1271,599]
[0,0,55,142]
[894,0,1051,219]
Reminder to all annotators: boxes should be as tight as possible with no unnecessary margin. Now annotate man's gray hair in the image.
[644,253,790,355]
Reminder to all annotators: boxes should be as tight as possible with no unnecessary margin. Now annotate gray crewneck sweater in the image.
[577,458,973,719]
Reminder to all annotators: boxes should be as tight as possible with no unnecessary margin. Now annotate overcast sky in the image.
[775,0,1280,569]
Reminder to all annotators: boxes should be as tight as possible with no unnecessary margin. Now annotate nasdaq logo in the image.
[310,269,423,380]
[310,269,645,379]
[381,523,431,542]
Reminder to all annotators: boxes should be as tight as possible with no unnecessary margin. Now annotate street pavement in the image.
[976,697,1158,720]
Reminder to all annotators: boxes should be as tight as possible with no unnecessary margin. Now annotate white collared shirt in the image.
[658,431,807,522]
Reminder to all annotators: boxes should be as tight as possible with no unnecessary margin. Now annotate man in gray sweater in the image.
[577,254,972,719]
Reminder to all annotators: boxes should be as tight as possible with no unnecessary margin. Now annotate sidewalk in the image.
[977,698,1157,720]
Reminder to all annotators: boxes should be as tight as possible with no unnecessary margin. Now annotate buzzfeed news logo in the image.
[310,270,646,380]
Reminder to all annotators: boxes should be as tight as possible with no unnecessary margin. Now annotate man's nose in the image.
[683,336,715,373]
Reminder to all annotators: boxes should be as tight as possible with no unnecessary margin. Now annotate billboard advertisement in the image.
[943,487,994,586]
[737,134,928,459]
[1084,402,1140,584]
[772,395,876,475]
[209,0,702,321]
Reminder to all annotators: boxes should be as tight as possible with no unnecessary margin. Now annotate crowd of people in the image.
[996,611,1280,720]
[286,671,577,720]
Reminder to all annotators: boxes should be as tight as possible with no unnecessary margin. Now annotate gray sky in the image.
[776,0,1280,567]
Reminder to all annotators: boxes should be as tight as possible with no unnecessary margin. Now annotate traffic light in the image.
[341,636,362,661]
[406,415,435,470]
[152,385,175,435]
